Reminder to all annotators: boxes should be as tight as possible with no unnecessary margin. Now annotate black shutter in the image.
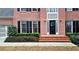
[17,8,20,11]
[38,21,40,33]
[18,21,20,33]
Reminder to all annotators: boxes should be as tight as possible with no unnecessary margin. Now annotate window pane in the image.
[17,8,20,11]
[29,21,32,33]
[21,8,31,12]
[22,21,27,33]
[76,21,79,32]
[27,8,31,11]
[22,21,32,33]
[73,8,79,11]
[73,21,76,33]
[21,8,27,11]
[66,8,72,11]
[33,8,37,11]
[73,21,79,33]
[48,8,57,12]
[38,21,40,33]
[33,21,38,33]
[48,14,57,19]
[66,21,72,33]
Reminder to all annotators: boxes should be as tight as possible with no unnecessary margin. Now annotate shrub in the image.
[5,36,39,42]
[67,33,79,46]
[16,33,40,38]
[8,25,17,36]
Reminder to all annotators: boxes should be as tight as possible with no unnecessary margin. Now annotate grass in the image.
[0,46,79,51]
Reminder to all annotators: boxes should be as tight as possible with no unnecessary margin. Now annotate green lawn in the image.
[0,46,79,51]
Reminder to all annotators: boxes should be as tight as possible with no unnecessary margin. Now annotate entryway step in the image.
[39,36,70,42]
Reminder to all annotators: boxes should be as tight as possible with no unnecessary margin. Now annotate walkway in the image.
[0,42,76,46]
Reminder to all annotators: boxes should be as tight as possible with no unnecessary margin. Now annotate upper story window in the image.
[21,8,31,12]
[47,8,57,12]
[17,8,40,12]
[65,8,72,11]
[47,8,58,20]
[32,8,38,11]
[66,8,79,11]
[73,8,79,11]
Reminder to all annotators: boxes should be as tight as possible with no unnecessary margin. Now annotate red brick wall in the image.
[40,8,47,35]
[0,18,13,25]
[59,8,66,35]
[12,8,79,36]
[13,8,40,26]
[66,11,79,20]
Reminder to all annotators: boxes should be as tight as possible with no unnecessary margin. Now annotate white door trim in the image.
[46,8,59,35]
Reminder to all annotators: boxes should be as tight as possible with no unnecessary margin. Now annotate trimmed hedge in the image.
[66,32,79,35]
[16,33,40,38]
[5,36,39,42]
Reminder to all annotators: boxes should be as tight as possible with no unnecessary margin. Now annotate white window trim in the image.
[47,8,58,20]
[71,21,73,33]
[20,21,22,33]
[20,21,40,33]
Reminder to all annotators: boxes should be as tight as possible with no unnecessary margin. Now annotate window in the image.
[47,8,58,20]
[17,8,20,11]
[65,21,72,33]
[72,8,79,11]
[32,8,38,11]
[66,21,79,33]
[65,8,72,11]
[38,8,40,11]
[33,21,40,33]
[48,14,57,19]
[47,8,57,12]
[21,8,31,12]
[66,8,79,11]
[18,21,40,33]
[17,8,40,12]
[22,21,32,33]
[73,21,79,33]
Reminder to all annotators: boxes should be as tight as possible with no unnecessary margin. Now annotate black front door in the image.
[49,20,56,34]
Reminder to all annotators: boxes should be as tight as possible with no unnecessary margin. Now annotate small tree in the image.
[8,25,17,36]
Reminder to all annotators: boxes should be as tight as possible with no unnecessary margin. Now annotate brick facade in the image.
[0,8,79,42]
